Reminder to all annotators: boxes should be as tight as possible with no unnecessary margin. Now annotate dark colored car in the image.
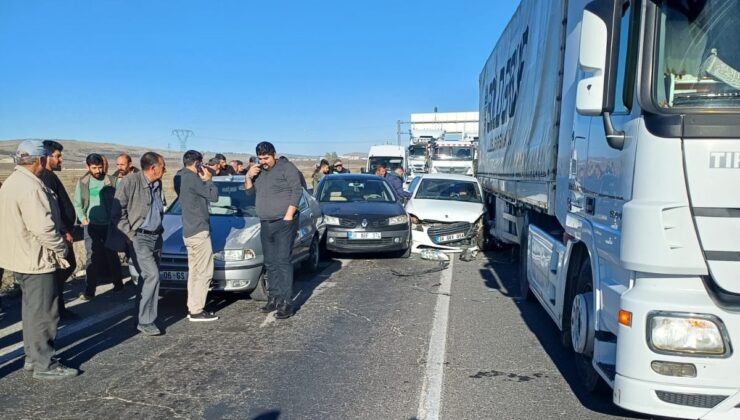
[316,174,411,257]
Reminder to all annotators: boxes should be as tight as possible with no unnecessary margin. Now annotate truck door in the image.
[581,1,639,336]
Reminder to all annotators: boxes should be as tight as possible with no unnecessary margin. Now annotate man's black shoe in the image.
[137,323,162,336]
[274,300,294,320]
[259,297,277,314]
[188,311,219,322]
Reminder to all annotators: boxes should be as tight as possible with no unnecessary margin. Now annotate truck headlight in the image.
[215,249,256,261]
[648,312,730,357]
[324,215,340,225]
[388,215,408,225]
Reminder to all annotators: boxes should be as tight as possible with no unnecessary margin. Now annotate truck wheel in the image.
[250,270,268,302]
[571,258,607,393]
[519,214,533,301]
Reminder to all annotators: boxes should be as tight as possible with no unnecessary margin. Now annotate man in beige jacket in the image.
[0,140,77,380]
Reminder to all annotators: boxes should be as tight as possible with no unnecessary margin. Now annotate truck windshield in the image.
[408,146,426,157]
[654,0,740,109]
[368,156,404,173]
[432,146,472,161]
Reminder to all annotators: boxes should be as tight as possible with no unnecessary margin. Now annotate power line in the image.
[171,129,193,152]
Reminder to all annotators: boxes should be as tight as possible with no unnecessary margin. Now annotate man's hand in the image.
[199,168,212,182]
[247,164,261,180]
[81,219,89,226]
[63,232,73,245]
[283,205,298,221]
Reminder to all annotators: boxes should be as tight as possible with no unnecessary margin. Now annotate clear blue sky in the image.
[0,0,518,156]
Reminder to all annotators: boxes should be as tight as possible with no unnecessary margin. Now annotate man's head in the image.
[255,141,277,171]
[141,152,166,182]
[86,153,106,180]
[319,159,330,174]
[374,164,387,177]
[393,166,404,178]
[183,150,203,169]
[43,140,64,171]
[333,159,344,172]
[231,160,244,173]
[215,153,227,169]
[15,140,49,175]
[207,157,221,175]
[116,153,133,175]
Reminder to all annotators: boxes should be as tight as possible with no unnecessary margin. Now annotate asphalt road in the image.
[0,249,646,420]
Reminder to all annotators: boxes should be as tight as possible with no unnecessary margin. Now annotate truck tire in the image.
[519,214,533,301]
[571,258,607,394]
[250,270,268,302]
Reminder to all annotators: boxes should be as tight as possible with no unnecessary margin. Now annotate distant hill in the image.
[0,139,337,168]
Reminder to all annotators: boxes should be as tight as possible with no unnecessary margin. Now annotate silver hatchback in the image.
[159,175,325,299]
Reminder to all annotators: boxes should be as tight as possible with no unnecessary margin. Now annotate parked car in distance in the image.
[159,175,325,300]
[316,174,411,257]
[405,174,485,250]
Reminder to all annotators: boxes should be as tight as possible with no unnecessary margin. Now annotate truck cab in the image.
[366,145,406,178]
[428,139,475,176]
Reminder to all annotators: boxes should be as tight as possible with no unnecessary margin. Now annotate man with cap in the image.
[0,140,77,379]
[331,159,350,174]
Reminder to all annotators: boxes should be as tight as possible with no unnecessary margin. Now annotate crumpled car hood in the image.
[162,214,262,255]
[405,199,484,224]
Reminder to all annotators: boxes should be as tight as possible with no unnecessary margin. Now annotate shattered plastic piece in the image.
[391,261,449,276]
[459,246,479,262]
[420,249,450,261]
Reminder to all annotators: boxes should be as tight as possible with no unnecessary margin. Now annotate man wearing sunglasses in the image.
[331,159,350,174]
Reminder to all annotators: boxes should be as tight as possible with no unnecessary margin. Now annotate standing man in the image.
[391,166,411,199]
[74,153,121,300]
[108,152,166,335]
[112,153,139,184]
[245,141,303,319]
[175,151,219,322]
[332,159,350,174]
[0,140,77,379]
[39,140,79,319]
[311,159,330,192]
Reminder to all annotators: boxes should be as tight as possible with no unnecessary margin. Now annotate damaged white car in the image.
[404,174,486,251]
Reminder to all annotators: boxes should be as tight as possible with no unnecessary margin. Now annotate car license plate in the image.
[348,232,381,240]
[160,271,188,281]
[435,232,466,243]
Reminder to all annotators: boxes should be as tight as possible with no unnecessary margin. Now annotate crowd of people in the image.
[0,139,407,381]
[0,140,309,380]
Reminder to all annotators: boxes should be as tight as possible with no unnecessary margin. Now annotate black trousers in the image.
[55,245,76,312]
[15,272,59,371]
[260,219,298,302]
[84,224,122,296]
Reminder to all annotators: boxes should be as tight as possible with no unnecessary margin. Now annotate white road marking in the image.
[418,258,453,420]
[0,301,135,368]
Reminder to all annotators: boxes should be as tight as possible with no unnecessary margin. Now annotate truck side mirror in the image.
[576,0,626,150]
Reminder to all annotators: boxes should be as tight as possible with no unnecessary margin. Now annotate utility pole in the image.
[171,129,193,152]
[397,120,402,146]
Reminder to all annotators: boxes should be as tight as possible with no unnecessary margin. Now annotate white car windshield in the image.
[414,179,481,203]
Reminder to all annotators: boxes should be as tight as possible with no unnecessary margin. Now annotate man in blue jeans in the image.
[245,141,303,319]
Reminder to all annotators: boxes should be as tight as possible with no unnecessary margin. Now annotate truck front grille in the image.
[655,390,727,409]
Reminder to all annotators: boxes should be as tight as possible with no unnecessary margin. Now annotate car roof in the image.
[212,175,246,183]
[415,174,479,183]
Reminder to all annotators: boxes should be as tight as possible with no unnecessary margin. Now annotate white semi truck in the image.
[477,0,740,418]
[407,129,442,180]
[428,138,476,176]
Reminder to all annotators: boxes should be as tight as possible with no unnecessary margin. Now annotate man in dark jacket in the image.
[39,140,78,319]
[175,150,219,322]
[245,141,303,319]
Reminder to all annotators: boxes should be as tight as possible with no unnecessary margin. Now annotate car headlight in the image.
[388,215,408,225]
[648,312,730,357]
[214,249,256,261]
[324,215,340,225]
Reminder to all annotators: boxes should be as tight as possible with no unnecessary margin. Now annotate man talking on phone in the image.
[175,150,219,322]
[245,141,303,319]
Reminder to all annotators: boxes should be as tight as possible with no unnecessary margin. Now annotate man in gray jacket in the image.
[108,152,166,336]
[245,141,303,319]
[174,150,219,322]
